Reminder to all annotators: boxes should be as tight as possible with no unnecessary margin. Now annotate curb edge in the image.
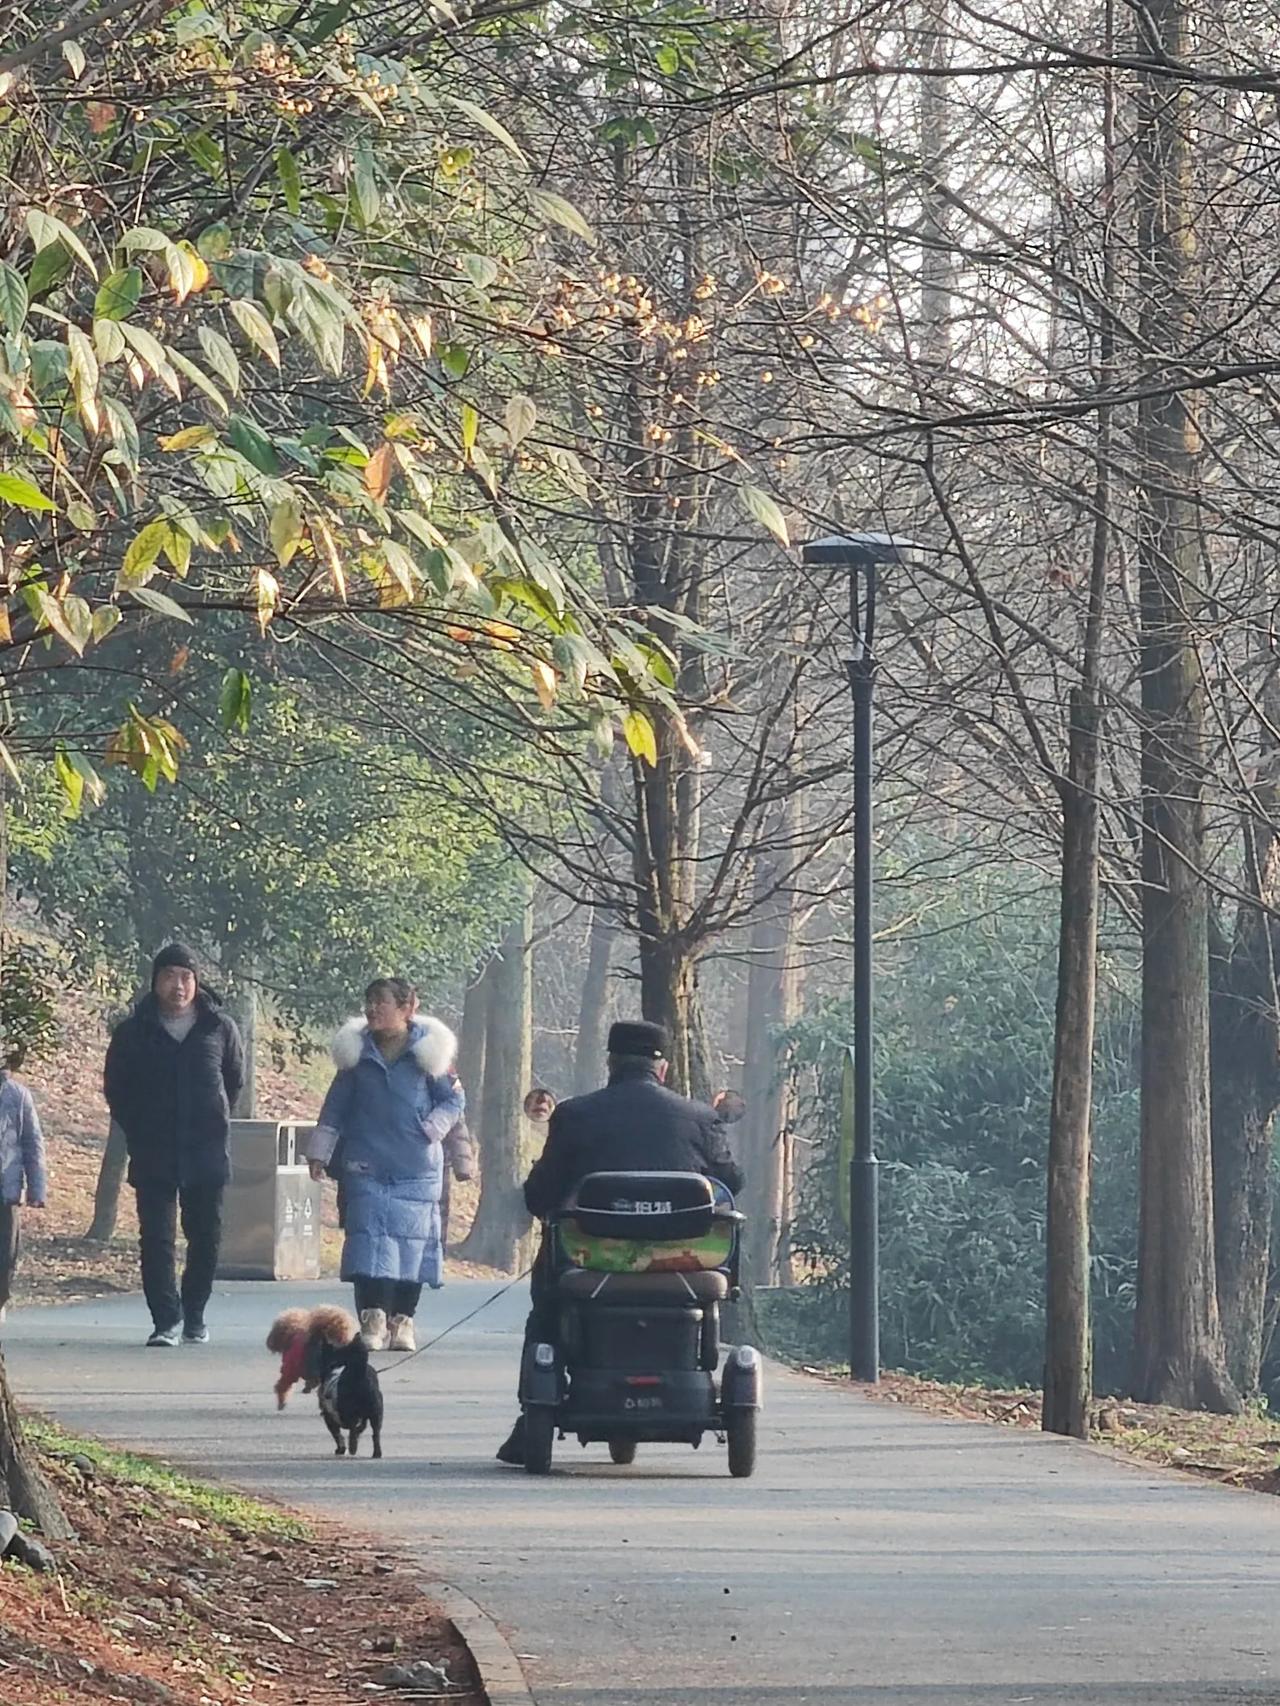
[433,1582,536,1706]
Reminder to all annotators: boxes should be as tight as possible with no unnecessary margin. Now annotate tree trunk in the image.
[0,786,69,1539]
[85,1119,129,1243]
[227,961,257,1119]
[0,1351,71,1538]
[740,815,802,1292]
[573,908,615,1095]
[458,899,533,1271]
[1210,725,1280,1396]
[1043,693,1101,1439]
[457,964,491,1136]
[638,932,710,1099]
[1130,0,1238,1412]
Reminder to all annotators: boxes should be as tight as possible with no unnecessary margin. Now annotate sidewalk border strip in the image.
[432,1581,536,1706]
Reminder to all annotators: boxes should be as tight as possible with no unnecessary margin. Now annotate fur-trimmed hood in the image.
[331,1014,456,1078]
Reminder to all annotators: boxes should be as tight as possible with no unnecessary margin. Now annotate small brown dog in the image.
[267,1305,357,1410]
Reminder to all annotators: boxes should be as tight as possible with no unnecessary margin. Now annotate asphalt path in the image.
[7,1280,1280,1705]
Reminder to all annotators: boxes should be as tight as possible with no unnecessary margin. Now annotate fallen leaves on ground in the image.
[1,1428,481,1706]
[805,1366,1280,1494]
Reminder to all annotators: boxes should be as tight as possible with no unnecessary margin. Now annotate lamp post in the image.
[802,531,916,1384]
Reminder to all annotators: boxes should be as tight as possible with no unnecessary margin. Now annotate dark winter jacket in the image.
[103,991,246,1188]
[523,1064,744,1220]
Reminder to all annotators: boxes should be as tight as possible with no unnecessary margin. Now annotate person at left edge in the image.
[104,943,246,1348]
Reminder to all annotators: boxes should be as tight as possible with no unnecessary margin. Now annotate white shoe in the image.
[387,1314,416,1352]
[359,1308,388,1351]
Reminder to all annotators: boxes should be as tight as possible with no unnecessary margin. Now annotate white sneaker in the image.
[359,1308,388,1351]
[387,1314,416,1352]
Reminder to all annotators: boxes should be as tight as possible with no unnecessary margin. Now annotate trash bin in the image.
[217,1119,323,1281]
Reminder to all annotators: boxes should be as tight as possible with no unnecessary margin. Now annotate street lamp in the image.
[801,530,916,1384]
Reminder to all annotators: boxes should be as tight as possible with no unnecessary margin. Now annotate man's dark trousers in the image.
[134,1179,224,1331]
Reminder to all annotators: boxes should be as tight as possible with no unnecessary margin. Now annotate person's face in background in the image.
[155,966,197,1015]
[366,989,416,1040]
[524,1089,556,1122]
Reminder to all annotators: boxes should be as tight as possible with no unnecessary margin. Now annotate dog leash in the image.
[379,1266,533,1382]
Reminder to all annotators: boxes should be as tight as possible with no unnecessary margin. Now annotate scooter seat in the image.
[557,1267,730,1304]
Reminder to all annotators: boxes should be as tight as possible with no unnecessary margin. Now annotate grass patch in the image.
[23,1415,307,1538]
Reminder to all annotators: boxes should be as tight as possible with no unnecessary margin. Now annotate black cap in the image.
[607,1020,668,1059]
[151,942,199,987]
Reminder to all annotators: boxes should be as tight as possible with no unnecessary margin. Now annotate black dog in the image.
[316,1333,384,1459]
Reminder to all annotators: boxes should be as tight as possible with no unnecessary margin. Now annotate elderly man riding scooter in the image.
[496,1019,744,1466]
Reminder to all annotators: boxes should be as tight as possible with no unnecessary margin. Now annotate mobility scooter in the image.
[518,1170,763,1476]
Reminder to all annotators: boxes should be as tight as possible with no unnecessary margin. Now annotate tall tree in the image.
[459,889,533,1271]
[1130,0,1237,1412]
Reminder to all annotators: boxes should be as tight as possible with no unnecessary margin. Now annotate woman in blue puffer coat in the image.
[306,978,463,1353]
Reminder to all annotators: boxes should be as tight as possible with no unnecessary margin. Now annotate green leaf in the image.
[529,189,595,244]
[66,500,96,532]
[168,348,228,414]
[26,209,97,278]
[448,96,528,165]
[35,589,89,654]
[622,708,658,767]
[104,396,140,468]
[741,484,790,549]
[655,42,680,75]
[276,146,302,216]
[421,547,453,595]
[55,745,84,816]
[0,263,28,332]
[229,298,281,368]
[120,322,180,394]
[185,130,224,179]
[552,631,601,694]
[269,497,303,566]
[198,326,241,396]
[119,518,170,586]
[197,221,234,261]
[382,539,419,599]
[220,667,252,733]
[547,445,588,499]
[461,402,478,456]
[227,414,281,475]
[351,145,381,227]
[308,0,355,43]
[94,266,143,322]
[163,523,192,578]
[0,471,56,513]
[94,318,125,364]
[128,585,193,624]
[120,225,170,253]
[439,343,470,381]
[462,253,498,291]
[92,606,121,644]
[27,242,71,299]
[505,393,536,447]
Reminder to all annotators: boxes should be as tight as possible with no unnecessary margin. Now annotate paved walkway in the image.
[7,1281,1280,1705]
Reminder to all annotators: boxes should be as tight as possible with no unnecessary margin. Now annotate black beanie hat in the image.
[151,942,199,987]
[607,1019,668,1059]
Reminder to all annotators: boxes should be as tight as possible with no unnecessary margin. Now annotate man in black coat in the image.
[523,1022,742,1218]
[497,1019,742,1464]
[104,944,245,1347]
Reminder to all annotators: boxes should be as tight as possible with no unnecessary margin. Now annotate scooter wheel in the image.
[726,1410,757,1479]
[523,1407,555,1475]
[608,1439,637,1465]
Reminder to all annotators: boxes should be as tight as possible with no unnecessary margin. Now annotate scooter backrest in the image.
[570,1171,716,1241]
